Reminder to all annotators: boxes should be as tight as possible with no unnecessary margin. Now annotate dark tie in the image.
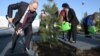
[65,12,69,21]
[22,11,30,28]
[64,12,67,21]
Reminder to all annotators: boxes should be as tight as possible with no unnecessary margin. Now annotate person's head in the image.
[41,9,45,14]
[41,9,46,19]
[62,3,69,11]
[29,1,38,12]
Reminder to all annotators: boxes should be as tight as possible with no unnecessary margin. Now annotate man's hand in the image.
[7,17,13,23]
[16,28,22,35]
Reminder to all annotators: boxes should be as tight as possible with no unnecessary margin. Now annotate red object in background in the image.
[60,9,65,17]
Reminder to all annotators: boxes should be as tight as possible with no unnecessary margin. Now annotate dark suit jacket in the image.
[68,8,79,26]
[7,1,37,30]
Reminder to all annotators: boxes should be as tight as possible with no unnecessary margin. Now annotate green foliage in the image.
[40,0,61,44]
[48,0,53,2]
[94,12,100,32]
[95,18,100,32]
[43,3,58,15]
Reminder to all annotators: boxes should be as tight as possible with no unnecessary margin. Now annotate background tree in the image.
[79,12,88,32]
[94,12,100,32]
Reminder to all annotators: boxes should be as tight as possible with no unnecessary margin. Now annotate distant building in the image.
[0,16,8,28]
[0,16,40,33]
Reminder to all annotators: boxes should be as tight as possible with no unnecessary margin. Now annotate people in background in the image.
[60,3,79,43]
[39,9,48,42]
[83,14,95,38]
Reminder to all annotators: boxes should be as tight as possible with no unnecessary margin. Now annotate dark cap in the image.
[62,3,69,8]
[41,9,45,12]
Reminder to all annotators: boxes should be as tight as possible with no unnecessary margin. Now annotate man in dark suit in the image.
[60,3,79,43]
[6,1,38,53]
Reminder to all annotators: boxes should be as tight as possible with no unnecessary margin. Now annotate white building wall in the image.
[0,16,8,28]
[0,16,40,33]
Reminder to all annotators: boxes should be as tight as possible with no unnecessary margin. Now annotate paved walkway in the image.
[0,29,100,56]
[59,35,100,50]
